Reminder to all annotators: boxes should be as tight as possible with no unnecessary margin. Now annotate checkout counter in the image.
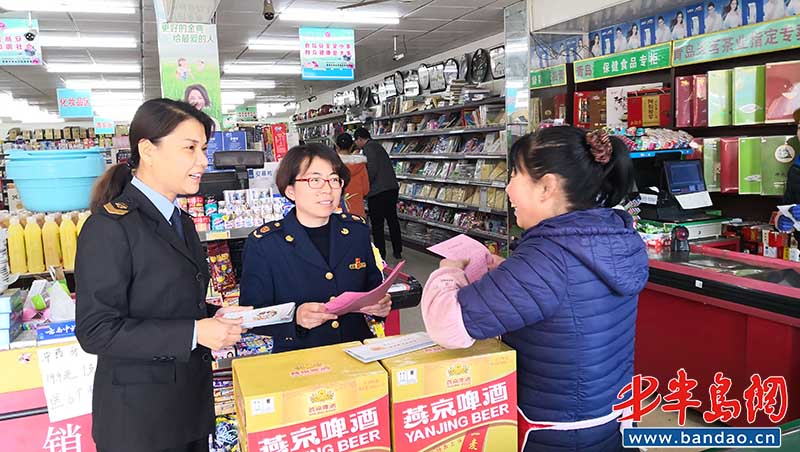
[633,154,800,427]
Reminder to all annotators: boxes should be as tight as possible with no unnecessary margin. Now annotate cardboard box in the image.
[720,138,740,193]
[765,61,800,123]
[708,69,733,127]
[233,342,391,452]
[627,88,672,127]
[738,137,763,195]
[761,136,796,196]
[377,338,517,452]
[675,76,695,128]
[703,139,721,192]
[693,74,709,127]
[733,65,766,125]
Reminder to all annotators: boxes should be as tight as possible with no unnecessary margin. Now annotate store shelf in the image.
[390,153,506,160]
[398,195,507,217]
[294,112,347,127]
[198,227,256,243]
[343,120,363,126]
[395,174,506,188]
[398,213,507,242]
[373,97,504,122]
[304,137,331,144]
[629,149,693,159]
[373,125,504,140]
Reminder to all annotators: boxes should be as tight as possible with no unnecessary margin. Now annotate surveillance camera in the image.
[393,53,405,62]
[24,29,36,42]
[263,0,275,21]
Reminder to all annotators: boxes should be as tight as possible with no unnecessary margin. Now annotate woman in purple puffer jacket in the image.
[422,126,649,452]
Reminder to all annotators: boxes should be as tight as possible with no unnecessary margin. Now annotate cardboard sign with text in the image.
[233,342,390,452]
[374,337,517,452]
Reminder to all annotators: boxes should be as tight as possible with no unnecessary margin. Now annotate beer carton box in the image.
[233,342,391,452]
[377,338,517,452]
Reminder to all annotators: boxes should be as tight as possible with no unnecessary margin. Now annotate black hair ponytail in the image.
[510,126,634,211]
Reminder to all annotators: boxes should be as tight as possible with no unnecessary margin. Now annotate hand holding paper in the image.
[428,234,494,282]
[325,261,405,316]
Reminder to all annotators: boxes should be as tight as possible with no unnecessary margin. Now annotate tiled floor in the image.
[388,243,715,451]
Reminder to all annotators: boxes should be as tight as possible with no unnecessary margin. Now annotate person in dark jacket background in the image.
[781,108,800,204]
[421,127,649,452]
[353,127,402,260]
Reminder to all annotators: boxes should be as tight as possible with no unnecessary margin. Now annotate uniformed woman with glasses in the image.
[239,144,392,353]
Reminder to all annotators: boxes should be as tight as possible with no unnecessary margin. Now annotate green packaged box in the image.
[703,138,721,192]
[708,70,733,127]
[761,136,795,196]
[733,65,766,125]
[738,137,763,194]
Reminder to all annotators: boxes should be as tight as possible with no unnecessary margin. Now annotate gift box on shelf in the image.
[708,69,733,127]
[733,65,766,126]
[720,137,740,193]
[765,60,800,123]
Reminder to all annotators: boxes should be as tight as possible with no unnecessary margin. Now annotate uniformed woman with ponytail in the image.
[75,98,250,452]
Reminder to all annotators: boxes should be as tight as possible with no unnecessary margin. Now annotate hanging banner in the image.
[56,89,93,118]
[270,123,289,161]
[530,65,567,90]
[92,117,115,135]
[156,22,222,128]
[299,27,355,80]
[0,19,42,65]
[673,15,800,66]
[574,42,672,83]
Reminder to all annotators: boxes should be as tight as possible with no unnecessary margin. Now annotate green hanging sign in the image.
[529,65,567,90]
[672,15,800,67]
[574,43,672,83]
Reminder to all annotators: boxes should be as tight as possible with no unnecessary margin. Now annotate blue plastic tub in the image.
[6,148,106,212]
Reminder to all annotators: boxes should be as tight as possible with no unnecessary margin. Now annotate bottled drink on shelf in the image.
[24,215,44,273]
[42,215,62,269]
[7,216,26,274]
[60,215,78,271]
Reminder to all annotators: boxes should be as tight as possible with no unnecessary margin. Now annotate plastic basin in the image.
[6,148,106,212]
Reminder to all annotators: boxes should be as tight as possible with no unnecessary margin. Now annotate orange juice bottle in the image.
[7,216,26,274]
[59,214,78,271]
[24,215,44,273]
[42,215,62,269]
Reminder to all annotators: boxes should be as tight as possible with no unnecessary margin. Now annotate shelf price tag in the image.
[205,231,230,241]
[574,43,672,83]
[672,15,800,66]
[529,64,567,90]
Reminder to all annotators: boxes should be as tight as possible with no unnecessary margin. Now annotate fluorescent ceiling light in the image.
[65,79,141,90]
[0,1,136,14]
[47,63,140,73]
[39,34,138,49]
[220,80,276,89]
[279,10,399,24]
[224,64,301,75]
[247,39,300,52]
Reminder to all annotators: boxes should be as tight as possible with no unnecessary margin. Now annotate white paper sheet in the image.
[674,191,712,210]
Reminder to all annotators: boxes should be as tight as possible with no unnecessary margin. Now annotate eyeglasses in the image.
[295,177,344,189]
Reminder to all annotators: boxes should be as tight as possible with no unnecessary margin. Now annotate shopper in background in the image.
[421,127,649,452]
[335,132,370,218]
[782,108,800,204]
[353,127,403,260]
[75,98,248,452]
[239,144,391,353]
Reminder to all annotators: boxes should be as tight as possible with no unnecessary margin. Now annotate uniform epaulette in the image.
[337,212,367,225]
[102,200,132,218]
[250,220,282,239]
